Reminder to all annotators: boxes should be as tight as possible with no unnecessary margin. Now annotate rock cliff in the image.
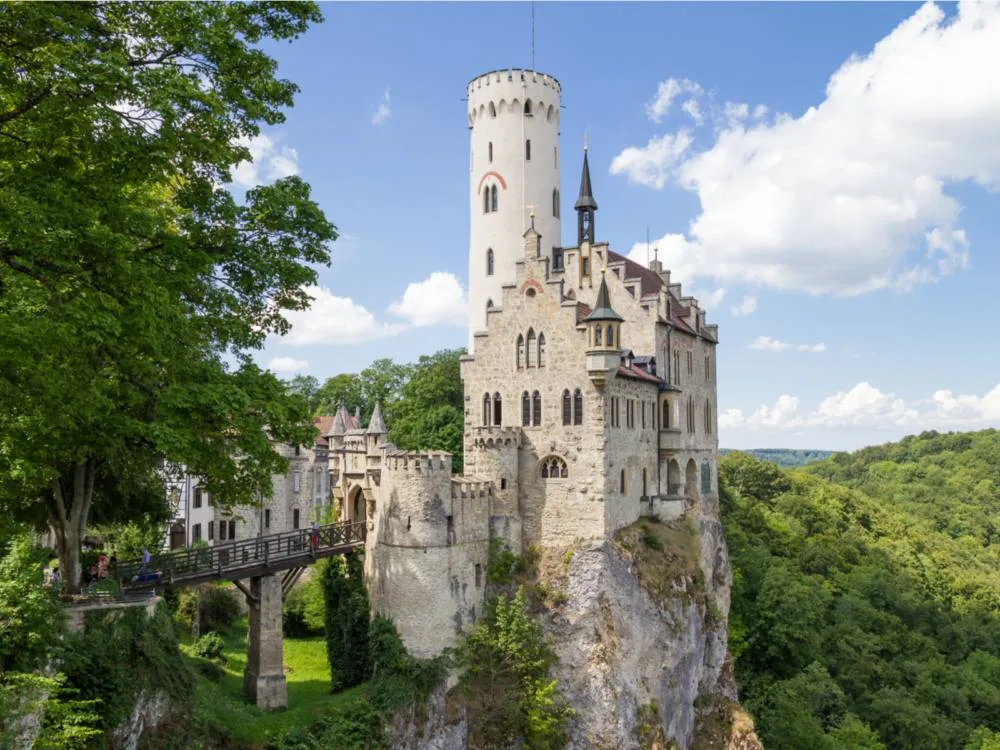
[392,505,762,750]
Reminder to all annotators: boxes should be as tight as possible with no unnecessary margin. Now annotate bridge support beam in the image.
[243,575,287,710]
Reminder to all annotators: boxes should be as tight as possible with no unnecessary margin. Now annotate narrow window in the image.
[219,521,227,541]
[293,508,300,529]
[607,324,614,348]
[594,326,602,346]
[475,564,483,588]
[526,329,536,367]
[532,391,541,426]
[554,146,558,167]
[487,248,494,275]
[526,139,531,160]
[687,351,694,375]
[208,521,214,540]
[484,188,490,214]
[620,470,626,494]
[705,400,712,434]
[642,402,646,429]
[229,520,236,539]
[193,523,201,542]
[673,351,681,385]
[517,334,525,369]
[488,141,493,162]
[293,471,301,493]
[294,445,300,456]
[483,392,492,426]
[194,488,202,509]
[642,468,648,498]
[491,184,498,212]
[522,391,530,426]
[582,257,590,276]
[562,390,571,425]
[524,99,532,115]
[705,355,711,381]
[500,477,507,490]
[552,247,563,270]
[701,460,711,495]
[494,392,502,425]
[552,188,559,218]
[538,333,546,367]
[573,389,583,425]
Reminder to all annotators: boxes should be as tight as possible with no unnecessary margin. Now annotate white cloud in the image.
[284,285,405,346]
[748,336,826,352]
[231,134,300,187]
[615,1,1000,295]
[730,294,757,317]
[387,272,467,327]
[722,101,750,127]
[646,78,703,122]
[268,357,309,374]
[610,131,695,189]
[752,104,769,119]
[681,98,703,125]
[697,288,726,309]
[372,87,391,126]
[721,380,1000,432]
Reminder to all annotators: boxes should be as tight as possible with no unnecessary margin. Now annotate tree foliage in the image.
[323,551,371,692]
[721,431,1000,750]
[0,2,334,590]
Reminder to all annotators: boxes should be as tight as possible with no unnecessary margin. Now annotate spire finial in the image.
[583,131,588,152]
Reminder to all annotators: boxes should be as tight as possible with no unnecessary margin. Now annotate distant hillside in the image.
[719,448,836,467]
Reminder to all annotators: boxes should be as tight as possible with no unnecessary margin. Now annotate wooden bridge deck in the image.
[115,520,366,591]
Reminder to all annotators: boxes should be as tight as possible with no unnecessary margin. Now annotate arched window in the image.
[705,400,712,434]
[662,399,671,429]
[488,102,496,118]
[594,326,602,346]
[494,392,502,425]
[540,455,567,479]
[562,390,571,425]
[482,392,492,426]
[521,391,530,426]
[573,388,583,425]
[486,298,494,310]
[524,99,532,115]
[538,333,546,367]
[488,141,493,162]
[642,468,648,498]
[701,460,711,495]
[516,334,525,369]
[486,248,494,275]
[484,188,490,214]
[552,188,560,218]
[490,184,498,212]
[687,396,695,432]
[606,324,615,348]
[526,329,536,367]
[525,139,531,160]
[532,391,541,426]
[620,469,627,494]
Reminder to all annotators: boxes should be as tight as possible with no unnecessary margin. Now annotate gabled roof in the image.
[606,249,664,298]
[314,415,335,446]
[617,364,663,384]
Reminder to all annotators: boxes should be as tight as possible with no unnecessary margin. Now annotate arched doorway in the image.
[349,486,366,525]
[685,459,699,509]
[667,459,681,496]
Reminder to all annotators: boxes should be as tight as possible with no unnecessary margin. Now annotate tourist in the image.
[311,520,319,549]
[97,552,107,579]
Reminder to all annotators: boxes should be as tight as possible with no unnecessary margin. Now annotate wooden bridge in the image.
[112,520,367,711]
[114,520,366,592]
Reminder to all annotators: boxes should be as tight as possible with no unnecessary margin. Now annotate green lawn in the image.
[181,618,365,746]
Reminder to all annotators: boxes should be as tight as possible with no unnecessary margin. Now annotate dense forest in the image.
[722,429,1000,749]
[719,448,835,467]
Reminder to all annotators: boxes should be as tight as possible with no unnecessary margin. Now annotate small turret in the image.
[575,146,597,246]
[367,401,386,435]
[523,210,541,259]
[331,407,346,436]
[583,270,623,385]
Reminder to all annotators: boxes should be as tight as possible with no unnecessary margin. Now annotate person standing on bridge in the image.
[311,520,319,550]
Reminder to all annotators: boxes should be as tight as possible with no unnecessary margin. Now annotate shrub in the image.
[193,658,225,682]
[175,583,240,634]
[192,632,225,662]
[283,562,326,638]
[324,552,370,692]
[0,535,63,673]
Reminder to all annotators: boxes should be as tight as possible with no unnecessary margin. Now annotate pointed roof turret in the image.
[574,147,598,212]
[367,401,386,434]
[582,271,624,323]
[331,406,346,435]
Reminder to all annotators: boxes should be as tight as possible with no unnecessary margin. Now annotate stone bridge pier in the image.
[241,574,287,709]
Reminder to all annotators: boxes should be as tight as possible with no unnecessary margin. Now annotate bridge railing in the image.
[114,521,366,587]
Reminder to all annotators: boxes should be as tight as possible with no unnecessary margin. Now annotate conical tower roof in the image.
[367,401,387,434]
[575,148,598,211]
[330,406,346,435]
[582,272,624,323]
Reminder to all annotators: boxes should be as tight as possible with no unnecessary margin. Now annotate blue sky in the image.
[244,1,1000,451]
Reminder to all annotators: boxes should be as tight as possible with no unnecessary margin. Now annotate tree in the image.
[0,3,335,591]
[285,375,321,414]
[315,373,364,417]
[390,349,465,471]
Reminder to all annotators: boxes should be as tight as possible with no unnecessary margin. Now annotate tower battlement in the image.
[469,426,523,449]
[468,68,561,95]
[451,477,494,500]
[383,452,453,475]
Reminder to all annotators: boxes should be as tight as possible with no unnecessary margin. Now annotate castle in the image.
[171,69,719,660]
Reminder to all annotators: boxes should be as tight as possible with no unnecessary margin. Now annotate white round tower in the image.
[467,69,562,350]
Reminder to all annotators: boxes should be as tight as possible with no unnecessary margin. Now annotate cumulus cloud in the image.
[609,131,695,189]
[372,87,391,126]
[387,272,468,327]
[614,1,999,295]
[697,288,727,308]
[749,336,826,352]
[268,357,309,374]
[730,295,757,317]
[721,381,1000,431]
[231,134,299,187]
[283,286,405,346]
[646,78,703,122]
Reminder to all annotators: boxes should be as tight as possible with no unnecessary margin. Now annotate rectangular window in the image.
[208,521,214,540]
[673,351,681,385]
[229,520,236,540]
[219,521,227,541]
[687,351,693,375]
[293,471,301,494]
[641,402,646,429]
[192,523,201,542]
[293,509,300,529]
[265,509,271,530]
[193,488,202,509]
[705,354,711,381]
[582,257,590,276]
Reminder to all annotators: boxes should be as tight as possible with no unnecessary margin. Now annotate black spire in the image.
[575,147,597,245]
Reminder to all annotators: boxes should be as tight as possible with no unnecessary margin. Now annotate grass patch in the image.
[614,517,704,604]
[180,617,365,745]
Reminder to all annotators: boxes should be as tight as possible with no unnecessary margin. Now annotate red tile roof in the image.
[617,364,663,384]
[607,249,664,298]
[575,302,592,323]
[313,415,335,446]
